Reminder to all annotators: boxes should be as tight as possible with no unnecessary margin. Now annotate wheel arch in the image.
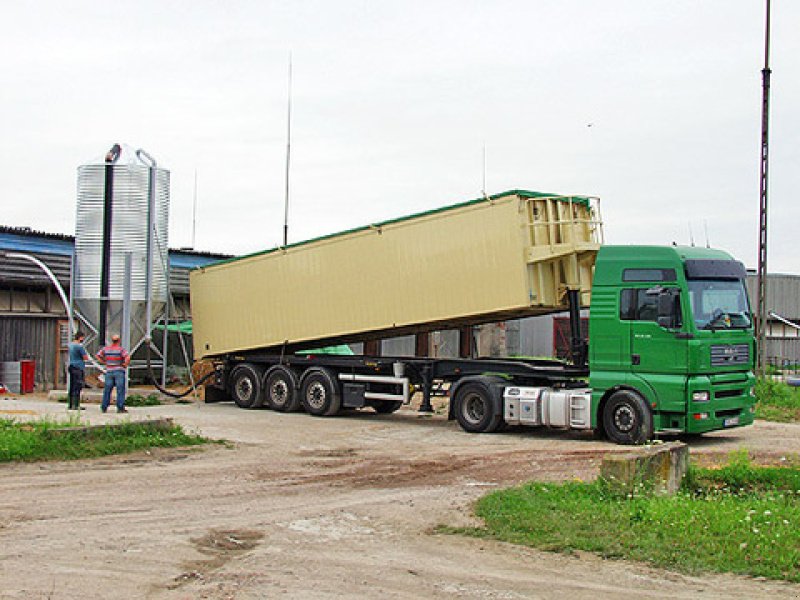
[597,384,654,427]
[447,375,508,421]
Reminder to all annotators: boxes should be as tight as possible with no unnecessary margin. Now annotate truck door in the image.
[623,287,688,410]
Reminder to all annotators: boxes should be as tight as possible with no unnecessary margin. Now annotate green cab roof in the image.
[198,189,594,270]
[593,245,741,286]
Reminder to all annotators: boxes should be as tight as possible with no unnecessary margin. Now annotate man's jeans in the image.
[67,365,84,409]
[102,370,126,411]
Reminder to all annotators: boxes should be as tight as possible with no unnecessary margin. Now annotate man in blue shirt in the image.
[67,331,89,410]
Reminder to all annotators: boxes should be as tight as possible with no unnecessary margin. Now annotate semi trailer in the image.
[190,190,755,444]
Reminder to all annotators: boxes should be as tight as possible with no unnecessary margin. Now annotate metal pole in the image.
[191,169,198,250]
[122,252,132,397]
[283,52,293,247]
[162,288,170,388]
[755,0,772,375]
[100,144,121,345]
[135,148,158,345]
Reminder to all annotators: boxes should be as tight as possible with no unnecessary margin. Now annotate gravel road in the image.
[1,395,800,599]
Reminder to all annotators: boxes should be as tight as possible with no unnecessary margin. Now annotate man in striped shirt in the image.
[96,334,131,413]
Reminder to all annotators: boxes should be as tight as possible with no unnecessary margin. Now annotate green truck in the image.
[585,245,755,443]
[194,192,755,444]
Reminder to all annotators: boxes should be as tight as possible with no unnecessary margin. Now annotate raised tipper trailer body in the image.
[191,190,755,444]
[191,190,599,358]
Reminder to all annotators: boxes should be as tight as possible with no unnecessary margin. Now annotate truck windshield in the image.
[687,279,751,330]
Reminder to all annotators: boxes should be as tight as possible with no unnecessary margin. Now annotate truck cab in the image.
[588,245,756,443]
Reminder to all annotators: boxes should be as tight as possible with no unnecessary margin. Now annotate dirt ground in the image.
[2,394,800,599]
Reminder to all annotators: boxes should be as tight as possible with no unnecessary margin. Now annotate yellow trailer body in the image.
[190,190,602,359]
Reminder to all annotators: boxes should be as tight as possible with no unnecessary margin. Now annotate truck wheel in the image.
[453,382,503,433]
[369,400,403,414]
[602,390,653,445]
[230,363,265,409]
[300,368,342,416]
[264,366,301,412]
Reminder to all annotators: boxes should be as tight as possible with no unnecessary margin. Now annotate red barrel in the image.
[20,359,35,394]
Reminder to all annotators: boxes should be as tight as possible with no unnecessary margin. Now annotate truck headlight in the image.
[692,391,710,402]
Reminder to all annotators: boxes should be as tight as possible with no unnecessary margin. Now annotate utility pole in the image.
[755,0,772,375]
[283,52,293,247]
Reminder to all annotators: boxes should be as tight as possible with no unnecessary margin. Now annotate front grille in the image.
[716,408,741,418]
[711,344,750,366]
[715,389,744,399]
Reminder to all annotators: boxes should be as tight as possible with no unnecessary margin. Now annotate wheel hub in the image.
[614,405,635,432]
[236,378,253,401]
[306,382,326,410]
[271,381,288,404]
[463,393,486,424]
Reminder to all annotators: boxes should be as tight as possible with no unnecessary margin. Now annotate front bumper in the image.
[684,372,756,434]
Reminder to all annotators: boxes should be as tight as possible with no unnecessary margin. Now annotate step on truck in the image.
[190,190,755,444]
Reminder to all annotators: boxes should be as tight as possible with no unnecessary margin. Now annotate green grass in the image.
[756,378,800,422]
[0,417,209,462]
[125,393,163,407]
[450,452,800,582]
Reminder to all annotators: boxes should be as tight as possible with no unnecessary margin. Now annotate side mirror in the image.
[657,289,681,329]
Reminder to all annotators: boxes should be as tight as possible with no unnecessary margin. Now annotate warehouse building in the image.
[0,226,227,390]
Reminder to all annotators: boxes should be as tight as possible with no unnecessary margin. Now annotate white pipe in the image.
[769,311,800,331]
[2,251,105,372]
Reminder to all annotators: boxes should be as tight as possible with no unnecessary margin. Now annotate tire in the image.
[300,368,342,416]
[264,366,302,412]
[368,400,403,414]
[229,363,265,409]
[602,390,653,445]
[453,382,503,433]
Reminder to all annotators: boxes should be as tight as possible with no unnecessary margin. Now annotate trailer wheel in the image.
[230,363,265,409]
[368,400,403,414]
[300,368,342,416]
[453,382,503,433]
[602,390,653,445]
[264,366,301,412]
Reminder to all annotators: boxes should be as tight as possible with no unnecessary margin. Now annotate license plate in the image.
[723,416,740,427]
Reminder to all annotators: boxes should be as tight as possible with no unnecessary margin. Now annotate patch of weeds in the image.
[755,378,800,422]
[0,417,208,462]
[126,393,163,407]
[450,452,800,583]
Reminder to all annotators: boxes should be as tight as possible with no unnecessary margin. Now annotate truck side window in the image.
[636,292,658,321]
[620,289,658,322]
[620,289,636,320]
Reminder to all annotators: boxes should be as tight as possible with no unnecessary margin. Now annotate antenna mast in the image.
[283,52,293,247]
[756,0,772,375]
[191,169,198,249]
[481,144,487,198]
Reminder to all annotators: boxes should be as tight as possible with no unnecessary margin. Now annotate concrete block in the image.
[600,442,689,496]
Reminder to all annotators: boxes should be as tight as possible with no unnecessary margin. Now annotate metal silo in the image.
[72,143,170,362]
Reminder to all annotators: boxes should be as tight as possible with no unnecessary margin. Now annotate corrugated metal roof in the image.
[0,226,230,295]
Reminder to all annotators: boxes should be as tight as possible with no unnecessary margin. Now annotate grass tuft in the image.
[0,417,208,463]
[125,393,163,407]
[451,451,800,582]
[756,378,800,422]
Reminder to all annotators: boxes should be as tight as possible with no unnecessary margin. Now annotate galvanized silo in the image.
[72,144,170,356]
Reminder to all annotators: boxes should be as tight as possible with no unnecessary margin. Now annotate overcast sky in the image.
[1,1,798,272]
